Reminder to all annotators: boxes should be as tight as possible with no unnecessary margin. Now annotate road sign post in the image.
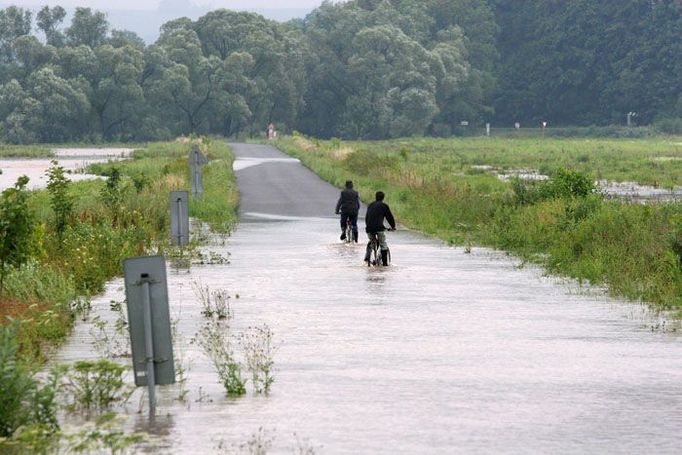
[123,255,175,416]
[170,191,189,246]
[188,145,208,198]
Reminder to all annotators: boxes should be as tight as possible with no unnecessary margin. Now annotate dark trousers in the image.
[340,212,358,240]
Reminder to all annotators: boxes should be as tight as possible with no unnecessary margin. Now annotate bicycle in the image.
[344,220,354,243]
[366,229,393,266]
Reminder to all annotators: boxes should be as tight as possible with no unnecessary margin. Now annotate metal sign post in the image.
[170,191,189,246]
[188,145,208,198]
[123,255,175,417]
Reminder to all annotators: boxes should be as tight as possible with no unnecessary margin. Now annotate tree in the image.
[0,176,34,294]
[89,45,146,139]
[0,6,32,65]
[12,36,58,78]
[37,5,67,47]
[17,68,90,142]
[152,27,223,134]
[343,25,440,138]
[65,7,109,48]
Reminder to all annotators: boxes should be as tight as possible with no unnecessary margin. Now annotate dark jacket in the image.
[335,189,360,215]
[365,200,395,233]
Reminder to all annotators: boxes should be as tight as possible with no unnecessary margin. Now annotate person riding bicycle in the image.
[335,180,360,242]
[364,191,396,266]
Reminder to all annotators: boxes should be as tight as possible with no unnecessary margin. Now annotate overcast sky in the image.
[7,0,329,10]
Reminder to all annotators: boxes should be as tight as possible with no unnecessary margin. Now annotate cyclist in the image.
[364,191,396,266]
[335,180,360,242]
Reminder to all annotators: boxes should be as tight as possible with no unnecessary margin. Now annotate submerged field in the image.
[276,135,682,315]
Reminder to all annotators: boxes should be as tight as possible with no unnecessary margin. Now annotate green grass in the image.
[346,137,682,188]
[277,135,682,315]
[0,144,53,158]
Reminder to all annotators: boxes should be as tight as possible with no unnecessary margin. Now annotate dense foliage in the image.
[0,1,680,142]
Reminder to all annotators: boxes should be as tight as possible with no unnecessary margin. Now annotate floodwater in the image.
[51,151,682,453]
[0,148,133,191]
[472,165,682,201]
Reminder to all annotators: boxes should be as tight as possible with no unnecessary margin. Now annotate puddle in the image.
[233,157,300,171]
[470,165,682,202]
[597,180,682,202]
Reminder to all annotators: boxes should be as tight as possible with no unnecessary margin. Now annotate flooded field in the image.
[0,148,134,190]
[51,145,682,454]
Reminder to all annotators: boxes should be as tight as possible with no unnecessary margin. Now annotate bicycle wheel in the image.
[345,222,353,243]
[370,237,381,266]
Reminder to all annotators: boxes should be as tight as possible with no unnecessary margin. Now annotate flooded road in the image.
[55,143,682,453]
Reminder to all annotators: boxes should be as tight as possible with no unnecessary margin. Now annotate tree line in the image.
[0,0,680,143]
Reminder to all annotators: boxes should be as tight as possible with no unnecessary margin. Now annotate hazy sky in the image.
[8,0,328,10]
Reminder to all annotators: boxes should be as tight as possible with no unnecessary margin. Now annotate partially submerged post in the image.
[188,144,208,198]
[170,191,189,246]
[123,255,175,417]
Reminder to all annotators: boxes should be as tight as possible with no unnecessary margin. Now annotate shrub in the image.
[45,161,74,246]
[0,176,35,294]
[654,117,682,135]
[0,322,60,438]
[64,360,132,413]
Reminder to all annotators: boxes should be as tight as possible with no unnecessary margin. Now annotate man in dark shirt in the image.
[364,191,396,266]
[335,180,360,242]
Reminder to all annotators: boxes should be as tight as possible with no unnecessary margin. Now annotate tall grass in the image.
[277,135,682,315]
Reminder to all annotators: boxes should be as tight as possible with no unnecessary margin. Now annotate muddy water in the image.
[52,145,682,453]
[0,148,133,191]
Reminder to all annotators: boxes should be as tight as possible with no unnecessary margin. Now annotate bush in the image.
[0,322,59,438]
[512,169,594,205]
[0,176,35,294]
[654,117,682,135]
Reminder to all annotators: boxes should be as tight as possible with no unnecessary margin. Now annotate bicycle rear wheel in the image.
[370,237,381,266]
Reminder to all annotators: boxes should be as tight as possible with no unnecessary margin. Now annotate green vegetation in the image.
[0,139,238,363]
[0,139,237,450]
[0,144,52,157]
[195,284,276,396]
[277,135,682,315]
[1,1,679,142]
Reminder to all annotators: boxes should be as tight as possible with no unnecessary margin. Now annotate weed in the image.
[62,412,145,454]
[292,433,321,455]
[196,318,246,396]
[0,322,60,440]
[240,325,277,394]
[171,316,191,403]
[63,359,133,414]
[194,281,232,320]
[235,427,275,455]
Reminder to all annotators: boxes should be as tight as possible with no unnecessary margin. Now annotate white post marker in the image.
[170,191,189,246]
